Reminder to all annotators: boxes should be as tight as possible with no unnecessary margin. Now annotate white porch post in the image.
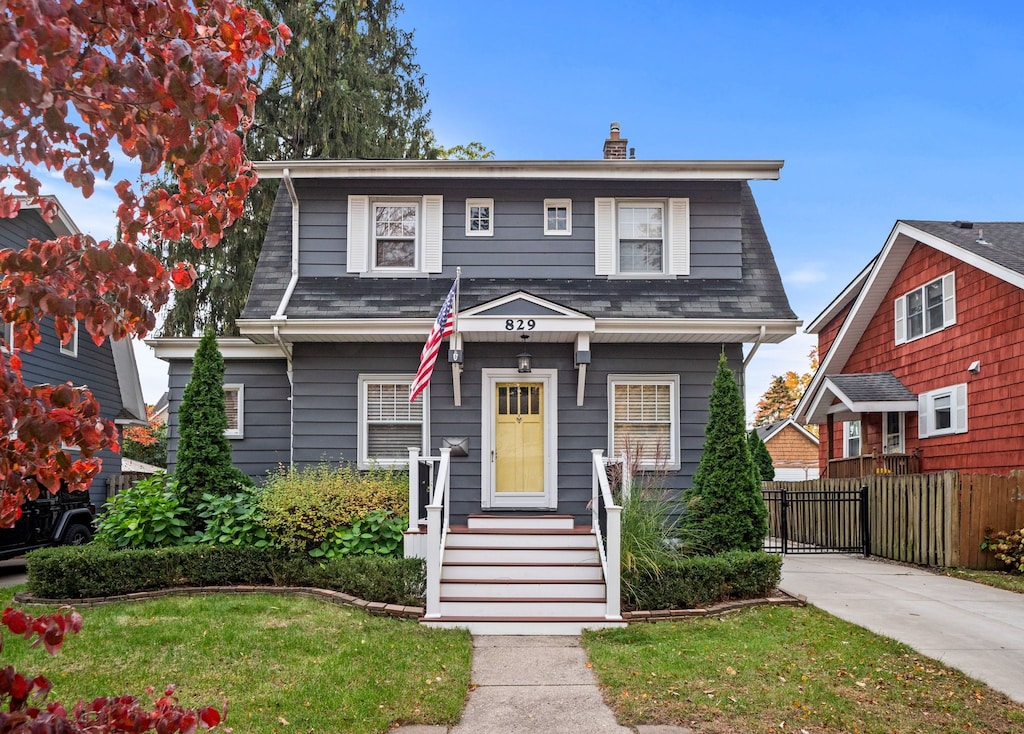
[407,447,420,533]
[605,503,621,619]
[425,501,441,618]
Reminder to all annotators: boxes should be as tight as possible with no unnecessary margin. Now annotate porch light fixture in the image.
[516,334,532,373]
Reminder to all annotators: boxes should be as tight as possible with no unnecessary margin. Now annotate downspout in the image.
[271,168,299,466]
[743,324,768,369]
[274,168,300,319]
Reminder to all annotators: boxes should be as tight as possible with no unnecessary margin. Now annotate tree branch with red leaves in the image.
[0,0,289,525]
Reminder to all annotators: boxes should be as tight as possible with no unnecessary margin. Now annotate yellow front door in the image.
[495,383,544,493]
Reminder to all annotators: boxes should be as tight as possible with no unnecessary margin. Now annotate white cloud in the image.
[785,267,828,285]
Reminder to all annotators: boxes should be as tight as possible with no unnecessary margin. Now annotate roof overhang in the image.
[147,337,287,361]
[236,317,801,345]
[254,159,784,181]
[17,195,79,238]
[804,375,918,424]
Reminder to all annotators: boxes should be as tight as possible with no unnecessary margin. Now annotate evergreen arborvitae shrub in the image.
[175,330,250,524]
[748,429,776,482]
[682,353,768,554]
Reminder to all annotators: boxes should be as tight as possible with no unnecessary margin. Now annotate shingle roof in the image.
[828,372,916,402]
[903,220,1024,277]
[243,181,796,322]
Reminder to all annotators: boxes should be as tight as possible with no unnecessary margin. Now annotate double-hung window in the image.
[346,195,443,275]
[844,420,861,457]
[359,375,428,469]
[918,384,967,438]
[223,384,244,438]
[594,198,689,277]
[607,375,680,470]
[895,272,956,344]
[59,321,78,357]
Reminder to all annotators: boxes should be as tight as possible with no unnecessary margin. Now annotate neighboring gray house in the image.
[2,197,148,509]
[153,124,799,632]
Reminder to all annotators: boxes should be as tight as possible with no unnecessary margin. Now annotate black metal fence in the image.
[762,487,869,555]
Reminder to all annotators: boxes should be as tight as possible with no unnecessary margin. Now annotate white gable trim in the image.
[796,219,1024,424]
[460,292,592,320]
[759,418,819,446]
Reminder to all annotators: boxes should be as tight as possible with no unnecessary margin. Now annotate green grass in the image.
[583,605,1024,733]
[1,588,471,734]
[944,567,1024,594]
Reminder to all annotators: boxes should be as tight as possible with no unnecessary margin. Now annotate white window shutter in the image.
[894,296,907,345]
[422,195,443,273]
[954,383,968,433]
[594,198,615,275]
[346,196,369,273]
[917,395,929,438]
[942,271,957,327]
[667,198,690,276]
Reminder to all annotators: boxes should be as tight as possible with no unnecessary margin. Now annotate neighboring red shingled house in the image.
[756,418,820,481]
[795,220,1024,478]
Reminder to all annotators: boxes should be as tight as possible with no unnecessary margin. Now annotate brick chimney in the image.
[602,122,628,160]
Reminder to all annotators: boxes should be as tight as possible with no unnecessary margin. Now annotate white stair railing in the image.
[424,447,452,619]
[591,449,623,620]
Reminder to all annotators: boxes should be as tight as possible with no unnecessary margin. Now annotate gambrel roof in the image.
[240,178,797,344]
[795,219,1024,424]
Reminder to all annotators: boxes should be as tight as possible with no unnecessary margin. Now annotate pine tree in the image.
[175,331,250,522]
[682,353,768,554]
[160,0,458,336]
[748,430,776,482]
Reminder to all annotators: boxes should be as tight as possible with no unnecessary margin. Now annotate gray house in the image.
[2,197,148,509]
[153,124,798,632]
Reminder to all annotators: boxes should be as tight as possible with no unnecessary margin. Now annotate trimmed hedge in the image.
[621,551,781,611]
[26,545,425,607]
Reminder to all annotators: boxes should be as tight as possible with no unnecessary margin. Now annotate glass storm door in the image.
[494,383,544,494]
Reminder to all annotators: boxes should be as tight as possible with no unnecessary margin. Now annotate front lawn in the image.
[583,605,1024,733]
[944,567,1024,594]
[2,589,472,734]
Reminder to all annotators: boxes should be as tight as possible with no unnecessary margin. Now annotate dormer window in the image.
[373,203,418,269]
[594,197,690,278]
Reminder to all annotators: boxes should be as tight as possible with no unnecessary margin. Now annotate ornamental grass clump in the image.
[260,462,407,552]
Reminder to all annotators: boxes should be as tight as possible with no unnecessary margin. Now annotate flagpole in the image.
[451,267,461,336]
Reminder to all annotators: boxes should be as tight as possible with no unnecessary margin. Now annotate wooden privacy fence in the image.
[764,471,1024,569]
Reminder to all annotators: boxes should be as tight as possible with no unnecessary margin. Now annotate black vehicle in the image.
[0,488,95,560]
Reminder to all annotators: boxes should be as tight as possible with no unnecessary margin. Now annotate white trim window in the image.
[359,375,428,469]
[59,321,78,357]
[544,199,572,236]
[224,384,244,438]
[346,195,443,275]
[607,375,680,470]
[883,412,904,454]
[918,384,968,438]
[465,198,493,236]
[844,420,861,457]
[895,272,956,344]
[594,197,689,277]
[1,322,11,353]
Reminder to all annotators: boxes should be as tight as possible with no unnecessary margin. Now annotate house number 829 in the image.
[504,319,536,331]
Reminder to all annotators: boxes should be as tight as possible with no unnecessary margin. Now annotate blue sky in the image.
[32,1,1024,417]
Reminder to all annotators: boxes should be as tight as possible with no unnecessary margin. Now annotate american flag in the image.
[410,278,458,402]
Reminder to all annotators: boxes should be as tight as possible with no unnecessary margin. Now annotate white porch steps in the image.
[421,514,626,635]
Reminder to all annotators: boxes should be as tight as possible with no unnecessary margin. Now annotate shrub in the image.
[982,527,1024,573]
[261,462,407,551]
[309,509,405,559]
[682,353,768,554]
[94,472,190,549]
[175,329,251,522]
[621,551,781,611]
[26,544,426,606]
[748,429,775,482]
[188,489,270,547]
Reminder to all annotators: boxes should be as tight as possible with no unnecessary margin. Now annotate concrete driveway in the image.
[781,554,1024,704]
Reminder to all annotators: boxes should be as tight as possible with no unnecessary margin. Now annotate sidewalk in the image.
[396,635,692,734]
[781,554,1024,704]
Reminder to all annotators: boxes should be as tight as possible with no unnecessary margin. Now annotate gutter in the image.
[273,168,300,320]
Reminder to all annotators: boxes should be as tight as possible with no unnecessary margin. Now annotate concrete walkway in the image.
[781,554,1024,704]
[397,635,692,734]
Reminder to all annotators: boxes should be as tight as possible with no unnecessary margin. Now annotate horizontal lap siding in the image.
[838,245,1024,474]
[291,341,738,525]
[166,358,291,481]
[293,180,742,280]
